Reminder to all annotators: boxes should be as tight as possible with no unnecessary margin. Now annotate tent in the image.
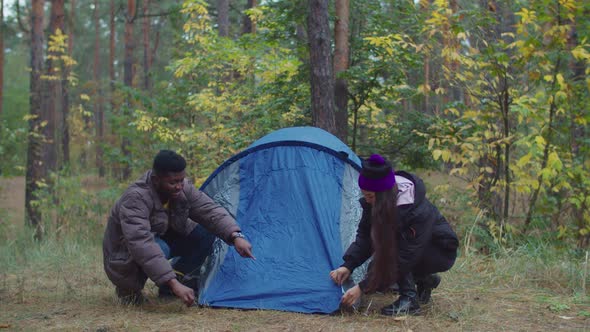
[197,126,367,314]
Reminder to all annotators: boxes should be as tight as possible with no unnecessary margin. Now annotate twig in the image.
[583,250,588,294]
[363,298,372,316]
[464,208,486,258]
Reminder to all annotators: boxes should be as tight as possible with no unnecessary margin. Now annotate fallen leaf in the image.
[448,312,460,321]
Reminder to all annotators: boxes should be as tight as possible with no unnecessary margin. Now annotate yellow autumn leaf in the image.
[571,46,590,60]
[548,152,562,171]
[517,153,533,168]
[432,149,442,160]
[441,150,451,162]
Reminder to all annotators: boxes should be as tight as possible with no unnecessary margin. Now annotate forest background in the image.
[0,0,589,330]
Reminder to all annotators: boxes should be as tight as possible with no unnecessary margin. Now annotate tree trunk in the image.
[25,0,45,240]
[109,0,117,177]
[420,0,431,113]
[217,0,229,37]
[150,19,160,70]
[567,23,585,156]
[94,0,105,177]
[307,0,336,134]
[122,0,136,180]
[333,0,349,142]
[476,0,503,217]
[61,0,75,168]
[443,0,460,104]
[524,36,563,231]
[110,0,116,108]
[0,0,4,120]
[42,0,65,174]
[242,0,256,34]
[142,0,151,90]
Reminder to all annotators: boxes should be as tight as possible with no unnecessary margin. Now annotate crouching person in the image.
[330,154,458,316]
[103,150,255,306]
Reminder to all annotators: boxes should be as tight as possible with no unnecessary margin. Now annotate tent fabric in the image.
[198,126,367,314]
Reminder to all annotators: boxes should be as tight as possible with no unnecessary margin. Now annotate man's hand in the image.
[234,237,256,259]
[329,266,351,285]
[341,284,361,307]
[168,278,194,307]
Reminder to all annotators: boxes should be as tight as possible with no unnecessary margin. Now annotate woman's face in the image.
[361,190,376,205]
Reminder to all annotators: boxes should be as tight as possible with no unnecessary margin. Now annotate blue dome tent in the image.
[197,126,367,314]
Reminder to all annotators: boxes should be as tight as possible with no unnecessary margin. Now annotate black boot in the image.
[381,273,420,316]
[416,274,441,304]
[381,295,421,316]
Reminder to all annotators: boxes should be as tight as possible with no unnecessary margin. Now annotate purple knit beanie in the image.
[358,154,396,192]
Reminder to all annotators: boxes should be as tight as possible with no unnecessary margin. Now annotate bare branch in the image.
[16,0,30,34]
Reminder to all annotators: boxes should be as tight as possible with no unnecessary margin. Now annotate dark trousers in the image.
[412,241,457,278]
[399,242,457,297]
[155,225,215,278]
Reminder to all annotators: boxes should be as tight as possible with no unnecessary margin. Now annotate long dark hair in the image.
[365,185,399,293]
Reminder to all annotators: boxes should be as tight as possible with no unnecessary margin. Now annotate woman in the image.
[330,154,459,316]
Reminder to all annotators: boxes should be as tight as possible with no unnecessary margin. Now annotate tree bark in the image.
[307,0,336,134]
[0,0,4,120]
[109,0,117,177]
[217,0,229,37]
[333,0,349,142]
[42,0,65,174]
[25,0,45,240]
[142,0,151,90]
[122,0,136,180]
[61,0,75,168]
[422,0,430,113]
[242,0,256,34]
[110,0,116,113]
[94,0,105,177]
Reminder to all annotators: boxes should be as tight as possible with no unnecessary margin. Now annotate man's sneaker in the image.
[116,288,145,305]
[380,295,421,316]
[416,274,441,304]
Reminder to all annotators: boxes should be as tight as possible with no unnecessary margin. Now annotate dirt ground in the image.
[0,176,588,331]
[1,267,588,332]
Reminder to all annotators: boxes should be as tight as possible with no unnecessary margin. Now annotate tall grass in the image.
[1,173,587,319]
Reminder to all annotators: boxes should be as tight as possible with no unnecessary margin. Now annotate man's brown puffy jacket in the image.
[102,170,240,291]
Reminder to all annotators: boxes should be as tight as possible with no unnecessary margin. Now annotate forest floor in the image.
[0,176,589,332]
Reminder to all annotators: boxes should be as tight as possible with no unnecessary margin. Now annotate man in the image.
[103,150,254,306]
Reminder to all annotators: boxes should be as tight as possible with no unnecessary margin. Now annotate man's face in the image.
[153,171,185,200]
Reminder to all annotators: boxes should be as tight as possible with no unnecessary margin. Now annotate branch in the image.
[137,8,181,18]
[15,0,30,34]
[122,2,138,23]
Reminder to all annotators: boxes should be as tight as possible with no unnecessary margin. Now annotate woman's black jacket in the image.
[340,171,459,288]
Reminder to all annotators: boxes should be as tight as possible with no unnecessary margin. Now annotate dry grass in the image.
[1,242,588,331]
[0,176,589,331]
[0,176,25,228]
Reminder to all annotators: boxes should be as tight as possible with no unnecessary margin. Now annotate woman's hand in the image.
[329,266,351,285]
[341,284,361,307]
